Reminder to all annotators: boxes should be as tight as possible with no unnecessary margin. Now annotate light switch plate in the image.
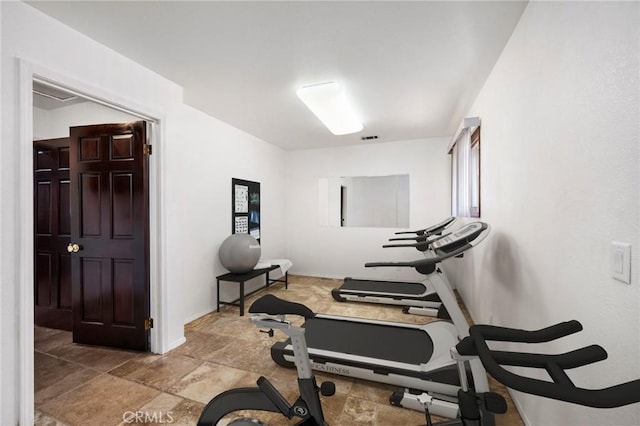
[611,241,631,284]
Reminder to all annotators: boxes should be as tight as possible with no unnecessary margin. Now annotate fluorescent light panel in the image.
[297,82,363,135]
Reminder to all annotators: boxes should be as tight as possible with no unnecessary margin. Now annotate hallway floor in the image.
[35,275,524,425]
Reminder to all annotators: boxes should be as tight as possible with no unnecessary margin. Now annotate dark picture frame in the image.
[231,178,261,243]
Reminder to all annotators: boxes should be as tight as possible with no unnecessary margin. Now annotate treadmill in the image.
[331,217,457,316]
[271,222,491,419]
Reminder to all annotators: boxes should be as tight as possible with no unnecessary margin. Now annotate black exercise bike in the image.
[198,294,640,425]
[197,294,335,425]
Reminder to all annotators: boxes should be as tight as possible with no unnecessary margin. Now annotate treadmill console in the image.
[431,222,484,250]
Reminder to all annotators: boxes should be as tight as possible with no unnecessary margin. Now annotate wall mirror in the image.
[319,174,410,228]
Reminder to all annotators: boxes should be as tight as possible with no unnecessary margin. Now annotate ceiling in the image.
[27,1,528,150]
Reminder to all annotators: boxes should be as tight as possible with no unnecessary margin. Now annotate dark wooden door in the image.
[34,138,73,331]
[69,121,150,351]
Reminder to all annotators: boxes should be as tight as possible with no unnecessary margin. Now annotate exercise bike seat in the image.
[249,294,315,319]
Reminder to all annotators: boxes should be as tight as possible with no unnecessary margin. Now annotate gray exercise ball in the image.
[219,234,261,273]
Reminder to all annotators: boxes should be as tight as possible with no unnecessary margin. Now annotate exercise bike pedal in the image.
[320,381,336,397]
[259,328,275,338]
[483,392,507,414]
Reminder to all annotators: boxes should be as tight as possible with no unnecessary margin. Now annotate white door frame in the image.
[17,58,169,425]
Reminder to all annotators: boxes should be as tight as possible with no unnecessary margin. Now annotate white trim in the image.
[17,57,171,426]
[18,58,35,426]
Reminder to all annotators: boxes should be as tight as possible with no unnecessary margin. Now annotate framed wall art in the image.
[231,178,261,243]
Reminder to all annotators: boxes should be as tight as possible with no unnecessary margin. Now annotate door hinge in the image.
[145,318,154,330]
[144,144,153,155]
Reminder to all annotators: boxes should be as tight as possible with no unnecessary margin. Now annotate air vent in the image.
[360,135,379,141]
[33,81,78,102]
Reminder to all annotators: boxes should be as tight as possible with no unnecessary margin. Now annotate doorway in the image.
[19,61,168,425]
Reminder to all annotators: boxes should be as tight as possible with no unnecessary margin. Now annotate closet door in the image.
[34,138,72,331]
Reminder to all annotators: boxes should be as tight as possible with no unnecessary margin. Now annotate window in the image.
[469,128,481,217]
[450,118,481,218]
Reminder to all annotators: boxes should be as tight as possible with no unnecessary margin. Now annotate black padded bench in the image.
[216,265,289,316]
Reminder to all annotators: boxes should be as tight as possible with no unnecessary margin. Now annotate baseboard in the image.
[508,389,532,426]
[183,306,217,325]
[167,336,187,352]
[288,270,345,280]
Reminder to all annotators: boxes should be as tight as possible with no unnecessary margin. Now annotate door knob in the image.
[67,243,82,253]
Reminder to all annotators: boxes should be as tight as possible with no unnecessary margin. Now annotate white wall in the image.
[1,3,287,424]
[33,102,140,140]
[173,104,287,324]
[446,2,640,425]
[286,138,450,280]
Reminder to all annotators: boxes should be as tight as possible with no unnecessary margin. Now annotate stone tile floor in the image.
[35,275,523,425]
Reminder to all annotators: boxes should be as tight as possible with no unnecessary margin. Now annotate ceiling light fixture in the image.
[296,82,363,136]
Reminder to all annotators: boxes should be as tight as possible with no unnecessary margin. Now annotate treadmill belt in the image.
[303,317,433,365]
[342,278,427,296]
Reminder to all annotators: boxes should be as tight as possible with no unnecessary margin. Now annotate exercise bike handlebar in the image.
[458,321,640,408]
[470,320,584,343]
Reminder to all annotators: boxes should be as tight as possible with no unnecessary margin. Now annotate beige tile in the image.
[48,343,141,372]
[163,399,206,425]
[255,372,299,401]
[319,392,348,423]
[167,361,260,405]
[115,398,205,426]
[34,352,101,406]
[207,333,278,375]
[138,392,183,413]
[376,402,428,425]
[201,315,259,339]
[39,374,160,426]
[34,410,71,426]
[337,396,378,425]
[35,327,73,353]
[169,330,234,361]
[109,353,203,391]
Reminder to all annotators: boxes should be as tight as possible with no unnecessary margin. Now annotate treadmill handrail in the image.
[382,241,429,251]
[388,235,428,242]
[463,321,640,408]
[377,222,488,264]
[386,232,451,247]
[394,217,456,237]
[389,232,452,243]
[365,242,472,274]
